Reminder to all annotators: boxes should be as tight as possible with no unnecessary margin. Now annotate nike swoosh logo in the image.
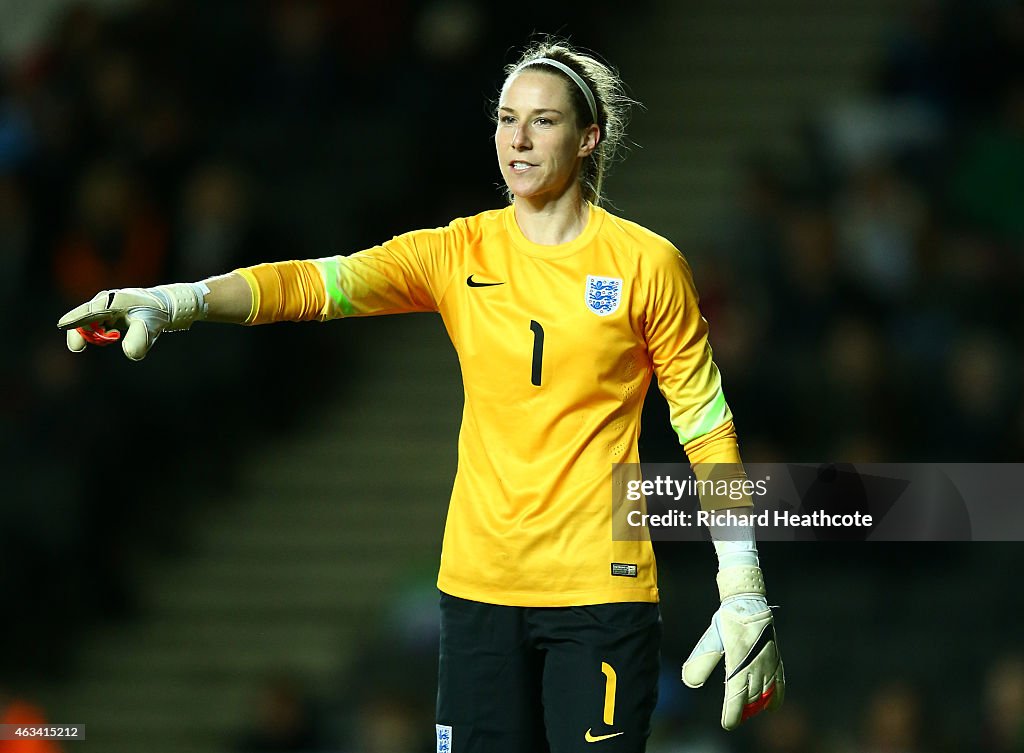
[584,729,624,743]
[466,274,504,287]
[727,623,776,680]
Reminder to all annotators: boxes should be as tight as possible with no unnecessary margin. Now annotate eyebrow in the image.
[498,107,565,116]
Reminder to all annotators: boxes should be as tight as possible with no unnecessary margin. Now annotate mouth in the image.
[509,161,535,173]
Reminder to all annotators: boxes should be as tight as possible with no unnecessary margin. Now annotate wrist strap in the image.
[154,282,209,331]
[717,565,766,601]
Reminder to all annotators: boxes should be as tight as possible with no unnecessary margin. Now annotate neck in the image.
[513,189,591,246]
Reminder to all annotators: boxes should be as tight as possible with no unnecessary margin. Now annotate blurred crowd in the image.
[1,0,1022,752]
[649,0,1024,466]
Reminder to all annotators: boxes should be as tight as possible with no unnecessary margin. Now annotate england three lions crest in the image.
[585,275,623,316]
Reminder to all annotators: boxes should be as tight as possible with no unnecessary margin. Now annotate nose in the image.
[511,124,531,150]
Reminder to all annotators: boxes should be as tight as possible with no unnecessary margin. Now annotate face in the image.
[495,69,599,203]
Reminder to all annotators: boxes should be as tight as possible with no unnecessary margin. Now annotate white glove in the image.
[682,565,785,730]
[57,283,208,361]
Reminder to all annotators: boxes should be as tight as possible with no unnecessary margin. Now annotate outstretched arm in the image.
[57,272,253,360]
[58,223,451,359]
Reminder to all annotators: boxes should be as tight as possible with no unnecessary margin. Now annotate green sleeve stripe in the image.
[319,259,356,316]
[234,267,261,324]
[671,388,732,445]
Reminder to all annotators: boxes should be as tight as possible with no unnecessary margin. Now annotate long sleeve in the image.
[642,245,752,510]
[235,223,462,324]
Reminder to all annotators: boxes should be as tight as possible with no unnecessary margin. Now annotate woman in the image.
[59,40,783,753]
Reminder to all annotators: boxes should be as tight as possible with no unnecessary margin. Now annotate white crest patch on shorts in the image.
[436,724,453,753]
[585,275,623,316]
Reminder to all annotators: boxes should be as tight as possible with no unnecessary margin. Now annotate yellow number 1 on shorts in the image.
[600,661,617,725]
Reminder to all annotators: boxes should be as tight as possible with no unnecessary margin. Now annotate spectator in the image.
[51,157,168,302]
[858,682,931,753]
[233,675,326,753]
[0,691,64,753]
[981,654,1024,753]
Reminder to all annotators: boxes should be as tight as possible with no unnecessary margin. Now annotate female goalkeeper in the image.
[58,40,784,753]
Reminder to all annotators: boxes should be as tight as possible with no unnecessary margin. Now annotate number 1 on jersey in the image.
[529,320,544,386]
[601,662,618,725]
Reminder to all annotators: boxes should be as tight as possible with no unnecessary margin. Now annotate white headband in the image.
[518,57,598,124]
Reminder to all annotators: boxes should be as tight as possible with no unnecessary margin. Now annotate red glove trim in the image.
[741,682,776,721]
[77,325,121,345]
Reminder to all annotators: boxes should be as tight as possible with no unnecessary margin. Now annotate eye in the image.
[534,117,553,126]
[499,115,516,125]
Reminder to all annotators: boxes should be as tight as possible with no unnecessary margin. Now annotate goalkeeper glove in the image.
[57,283,209,361]
[682,564,785,730]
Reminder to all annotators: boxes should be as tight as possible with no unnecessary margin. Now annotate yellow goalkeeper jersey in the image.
[238,204,739,607]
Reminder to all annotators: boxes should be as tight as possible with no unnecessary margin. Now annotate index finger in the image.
[57,291,116,330]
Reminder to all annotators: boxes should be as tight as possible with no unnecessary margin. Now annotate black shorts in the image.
[436,592,661,753]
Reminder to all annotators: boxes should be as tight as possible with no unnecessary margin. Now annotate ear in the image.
[578,124,601,157]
